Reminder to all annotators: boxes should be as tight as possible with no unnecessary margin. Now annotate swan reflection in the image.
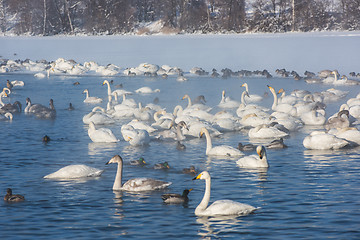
[112,191,125,221]
[88,142,118,156]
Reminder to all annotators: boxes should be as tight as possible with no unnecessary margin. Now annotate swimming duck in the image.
[130,157,146,166]
[182,166,197,175]
[154,162,170,170]
[266,138,287,149]
[162,189,192,204]
[4,188,25,202]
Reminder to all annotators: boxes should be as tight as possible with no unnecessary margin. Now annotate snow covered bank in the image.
[1,31,360,75]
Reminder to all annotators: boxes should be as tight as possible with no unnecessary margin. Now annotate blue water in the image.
[1,73,360,239]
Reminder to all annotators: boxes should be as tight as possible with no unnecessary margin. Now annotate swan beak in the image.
[257,147,264,159]
[193,173,202,180]
[277,88,284,94]
[188,188,193,192]
[199,131,204,138]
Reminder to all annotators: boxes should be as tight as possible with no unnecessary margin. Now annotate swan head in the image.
[178,121,189,130]
[241,83,248,88]
[193,171,210,180]
[278,88,285,94]
[106,155,123,165]
[256,146,266,159]
[199,127,207,138]
[83,89,88,94]
[102,80,109,85]
[182,94,190,100]
[3,87,11,95]
[267,85,275,93]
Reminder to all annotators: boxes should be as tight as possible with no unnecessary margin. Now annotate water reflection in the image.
[112,191,124,221]
[196,215,246,238]
[88,142,118,156]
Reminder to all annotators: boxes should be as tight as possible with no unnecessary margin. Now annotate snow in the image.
[1,31,360,75]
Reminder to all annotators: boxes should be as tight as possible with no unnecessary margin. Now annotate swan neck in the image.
[105,81,111,96]
[241,91,247,105]
[176,125,185,140]
[113,161,123,190]
[270,88,278,110]
[0,92,5,107]
[186,96,192,108]
[195,177,211,214]
[203,129,212,154]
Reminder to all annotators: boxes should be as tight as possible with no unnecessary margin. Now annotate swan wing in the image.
[209,146,244,156]
[203,200,257,216]
[122,178,172,191]
[44,164,104,179]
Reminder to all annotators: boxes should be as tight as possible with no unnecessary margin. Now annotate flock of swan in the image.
[2,58,360,217]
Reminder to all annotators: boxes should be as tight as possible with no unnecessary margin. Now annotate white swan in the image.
[83,106,115,125]
[303,131,349,150]
[193,171,257,217]
[120,125,150,146]
[43,165,104,179]
[106,155,172,191]
[329,127,360,145]
[83,89,103,103]
[277,88,298,105]
[10,80,25,87]
[0,112,13,121]
[236,146,268,168]
[102,80,132,97]
[218,90,240,109]
[88,121,119,143]
[248,124,289,139]
[200,127,243,157]
[0,90,8,107]
[325,110,350,130]
[241,83,263,102]
[300,109,326,126]
[182,94,212,112]
[135,86,160,94]
[268,85,297,116]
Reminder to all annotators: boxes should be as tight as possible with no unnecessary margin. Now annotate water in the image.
[1,73,360,239]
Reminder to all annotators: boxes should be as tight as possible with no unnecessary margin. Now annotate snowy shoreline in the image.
[1,31,360,75]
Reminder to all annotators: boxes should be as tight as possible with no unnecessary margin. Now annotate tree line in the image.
[0,0,359,36]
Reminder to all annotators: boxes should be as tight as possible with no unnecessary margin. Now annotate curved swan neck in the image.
[0,92,5,107]
[241,91,248,105]
[84,90,89,99]
[269,87,278,110]
[176,124,185,140]
[195,176,211,214]
[104,80,112,96]
[184,95,192,108]
[243,83,249,92]
[202,128,212,154]
[113,161,123,190]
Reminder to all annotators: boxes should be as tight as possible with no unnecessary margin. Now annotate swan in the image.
[182,94,212,112]
[248,124,289,139]
[322,70,339,84]
[241,83,263,102]
[121,125,150,146]
[162,189,192,204]
[300,109,326,126]
[329,127,360,145]
[267,85,297,116]
[200,127,244,157]
[33,99,56,119]
[0,112,13,121]
[133,103,154,121]
[236,146,268,168]
[106,155,172,191]
[193,171,257,217]
[43,165,104,179]
[177,72,188,81]
[0,100,21,113]
[126,119,157,133]
[174,121,188,141]
[218,90,240,109]
[83,89,103,103]
[270,112,304,132]
[333,75,360,85]
[325,110,350,130]
[103,79,131,97]
[135,86,160,94]
[277,88,298,105]
[83,106,115,125]
[183,120,222,138]
[0,90,8,107]
[24,97,43,113]
[4,188,25,202]
[88,121,119,143]
[303,131,349,150]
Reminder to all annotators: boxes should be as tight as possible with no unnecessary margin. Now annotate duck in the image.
[6,79,13,89]
[182,166,197,175]
[42,135,51,143]
[200,127,244,157]
[236,145,268,168]
[237,143,257,151]
[303,131,349,150]
[154,162,170,169]
[130,157,147,166]
[162,189,192,204]
[67,103,75,111]
[241,83,263,102]
[4,188,25,202]
[176,141,186,150]
[266,138,287,149]
[83,89,103,103]
[88,121,119,143]
[43,164,104,179]
[193,171,258,217]
[106,155,172,191]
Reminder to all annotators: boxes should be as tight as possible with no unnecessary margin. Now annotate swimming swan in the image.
[83,89,103,103]
[106,155,172,191]
[88,121,119,143]
[241,83,263,102]
[193,171,257,217]
[200,127,244,157]
[236,146,268,168]
[303,131,349,150]
[43,165,104,179]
